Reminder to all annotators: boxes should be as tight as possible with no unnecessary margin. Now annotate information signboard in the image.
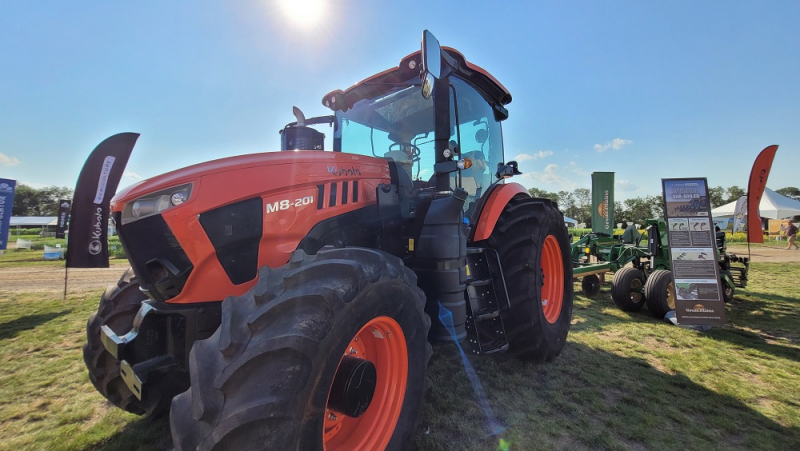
[0,178,16,251]
[662,178,726,326]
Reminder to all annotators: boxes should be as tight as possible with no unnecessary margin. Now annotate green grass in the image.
[0,248,127,268]
[1,263,798,450]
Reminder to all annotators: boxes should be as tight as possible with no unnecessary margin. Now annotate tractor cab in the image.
[283,31,513,218]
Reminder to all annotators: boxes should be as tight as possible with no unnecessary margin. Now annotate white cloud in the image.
[19,180,48,189]
[0,152,20,167]
[521,163,580,191]
[616,179,639,192]
[566,161,588,176]
[124,171,143,180]
[594,138,632,153]
[513,150,553,162]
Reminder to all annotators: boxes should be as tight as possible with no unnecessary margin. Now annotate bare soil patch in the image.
[0,263,130,293]
[727,244,800,263]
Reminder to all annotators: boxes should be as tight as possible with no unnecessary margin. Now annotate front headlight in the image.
[121,183,193,224]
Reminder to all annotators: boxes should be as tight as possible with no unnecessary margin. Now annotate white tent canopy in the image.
[10,216,58,227]
[711,188,800,219]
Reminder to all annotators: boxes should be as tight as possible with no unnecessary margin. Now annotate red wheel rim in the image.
[541,235,565,324]
[323,316,408,450]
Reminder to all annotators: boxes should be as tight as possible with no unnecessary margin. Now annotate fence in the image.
[43,245,64,260]
[16,238,32,250]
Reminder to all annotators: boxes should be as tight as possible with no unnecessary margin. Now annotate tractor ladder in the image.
[464,247,510,355]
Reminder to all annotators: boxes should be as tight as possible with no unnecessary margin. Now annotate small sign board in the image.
[0,178,16,251]
[662,178,726,326]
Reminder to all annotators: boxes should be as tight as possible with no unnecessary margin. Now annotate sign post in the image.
[662,178,726,326]
[56,199,71,239]
[0,179,16,253]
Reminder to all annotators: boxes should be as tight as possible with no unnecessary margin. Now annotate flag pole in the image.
[64,266,69,300]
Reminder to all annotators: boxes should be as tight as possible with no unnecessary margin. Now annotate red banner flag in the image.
[746,145,779,243]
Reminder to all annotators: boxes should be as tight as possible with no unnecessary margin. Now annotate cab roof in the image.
[322,47,512,113]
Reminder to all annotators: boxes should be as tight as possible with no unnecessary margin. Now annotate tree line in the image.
[11,185,73,216]
[528,186,800,227]
[9,183,800,224]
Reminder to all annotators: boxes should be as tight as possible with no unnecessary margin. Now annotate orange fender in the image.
[472,182,528,241]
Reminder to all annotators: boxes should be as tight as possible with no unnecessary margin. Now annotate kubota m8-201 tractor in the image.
[82,31,573,449]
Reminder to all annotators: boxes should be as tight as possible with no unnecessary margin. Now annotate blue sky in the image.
[1,1,798,201]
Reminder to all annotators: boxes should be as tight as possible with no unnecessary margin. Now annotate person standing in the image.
[785,222,799,250]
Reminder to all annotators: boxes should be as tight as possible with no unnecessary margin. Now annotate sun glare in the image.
[276,0,327,29]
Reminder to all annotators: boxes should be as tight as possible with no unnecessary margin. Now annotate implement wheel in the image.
[581,274,601,298]
[644,269,676,318]
[721,270,735,303]
[611,267,645,312]
[482,196,573,362]
[170,247,431,451]
[82,268,187,417]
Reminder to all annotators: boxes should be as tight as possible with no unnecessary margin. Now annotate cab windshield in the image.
[335,82,435,182]
[334,76,505,197]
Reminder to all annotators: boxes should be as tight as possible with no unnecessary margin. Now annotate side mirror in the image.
[420,30,441,99]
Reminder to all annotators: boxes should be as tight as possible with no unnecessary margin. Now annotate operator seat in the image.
[384,150,414,194]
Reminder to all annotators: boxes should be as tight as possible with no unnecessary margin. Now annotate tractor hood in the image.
[111,150,388,209]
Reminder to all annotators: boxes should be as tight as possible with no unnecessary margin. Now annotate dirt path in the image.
[0,263,131,294]
[726,244,800,263]
[0,243,796,295]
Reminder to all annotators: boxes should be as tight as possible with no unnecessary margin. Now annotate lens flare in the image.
[276,0,326,29]
[438,302,506,437]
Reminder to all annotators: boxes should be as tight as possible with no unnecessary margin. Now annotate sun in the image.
[276,0,327,29]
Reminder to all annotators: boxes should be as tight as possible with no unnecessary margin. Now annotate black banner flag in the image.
[66,133,139,268]
[56,199,71,239]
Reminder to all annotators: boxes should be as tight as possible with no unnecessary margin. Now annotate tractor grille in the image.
[116,213,193,302]
[317,181,359,210]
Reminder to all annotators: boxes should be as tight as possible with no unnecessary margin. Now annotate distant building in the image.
[9,216,116,236]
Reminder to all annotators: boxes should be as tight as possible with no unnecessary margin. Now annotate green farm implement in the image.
[572,218,749,318]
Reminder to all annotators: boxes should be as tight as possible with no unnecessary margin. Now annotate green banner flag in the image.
[592,172,614,234]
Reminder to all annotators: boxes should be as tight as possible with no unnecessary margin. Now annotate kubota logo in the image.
[327,166,361,177]
[0,183,13,193]
[88,206,104,256]
[89,241,102,255]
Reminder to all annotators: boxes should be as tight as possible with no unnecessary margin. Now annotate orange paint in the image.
[110,151,390,304]
[472,183,528,241]
[324,316,408,450]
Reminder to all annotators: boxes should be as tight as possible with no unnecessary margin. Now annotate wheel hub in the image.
[327,356,377,418]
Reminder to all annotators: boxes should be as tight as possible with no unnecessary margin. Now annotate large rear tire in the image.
[611,267,646,312]
[482,196,573,362]
[83,268,186,417]
[644,269,676,319]
[170,247,431,451]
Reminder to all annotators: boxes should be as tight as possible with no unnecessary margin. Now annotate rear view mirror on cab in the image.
[420,30,441,99]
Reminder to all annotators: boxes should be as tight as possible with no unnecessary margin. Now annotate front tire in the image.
[483,196,573,362]
[170,247,431,451]
[83,268,185,417]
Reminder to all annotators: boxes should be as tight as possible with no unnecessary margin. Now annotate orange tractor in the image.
[82,31,573,449]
